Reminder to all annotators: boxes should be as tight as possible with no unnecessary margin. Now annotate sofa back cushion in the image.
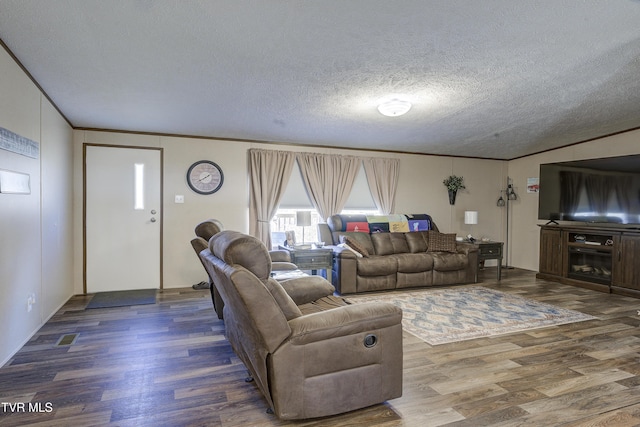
[371,233,410,256]
[194,219,224,241]
[404,231,430,253]
[210,230,271,280]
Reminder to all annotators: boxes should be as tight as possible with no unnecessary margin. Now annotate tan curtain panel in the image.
[248,149,296,247]
[362,157,400,214]
[296,152,361,221]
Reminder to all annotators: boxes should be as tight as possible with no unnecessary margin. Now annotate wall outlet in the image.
[175,195,185,204]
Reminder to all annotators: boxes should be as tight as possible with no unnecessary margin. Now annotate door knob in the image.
[150,217,157,223]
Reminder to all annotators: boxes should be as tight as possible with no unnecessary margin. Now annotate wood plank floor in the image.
[2,269,640,426]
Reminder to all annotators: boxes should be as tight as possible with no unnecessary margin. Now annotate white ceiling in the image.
[1,1,640,160]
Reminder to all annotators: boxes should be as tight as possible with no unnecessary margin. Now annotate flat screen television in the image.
[538,154,640,225]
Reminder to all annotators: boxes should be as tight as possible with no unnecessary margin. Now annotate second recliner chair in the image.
[190,219,300,319]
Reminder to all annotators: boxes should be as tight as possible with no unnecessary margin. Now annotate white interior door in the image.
[85,145,162,292]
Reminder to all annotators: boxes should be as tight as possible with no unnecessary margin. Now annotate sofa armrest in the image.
[287,302,401,345]
[329,245,357,294]
[456,242,478,255]
[279,276,335,305]
[455,242,479,283]
[270,249,292,263]
[272,261,298,271]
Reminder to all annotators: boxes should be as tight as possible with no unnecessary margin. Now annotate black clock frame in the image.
[186,160,224,195]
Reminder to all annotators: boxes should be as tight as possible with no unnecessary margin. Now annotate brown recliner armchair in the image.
[199,230,403,420]
[190,219,298,318]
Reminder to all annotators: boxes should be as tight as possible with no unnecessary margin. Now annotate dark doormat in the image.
[86,289,157,309]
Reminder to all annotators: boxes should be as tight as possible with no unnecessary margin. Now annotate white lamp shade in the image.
[464,211,478,225]
[296,211,312,227]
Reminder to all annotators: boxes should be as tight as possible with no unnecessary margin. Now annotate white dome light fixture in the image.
[377,98,412,117]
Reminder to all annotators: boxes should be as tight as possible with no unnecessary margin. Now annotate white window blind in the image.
[343,166,377,210]
[278,163,313,209]
[278,160,377,211]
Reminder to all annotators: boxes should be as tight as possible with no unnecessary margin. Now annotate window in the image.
[134,163,144,210]
[271,163,379,247]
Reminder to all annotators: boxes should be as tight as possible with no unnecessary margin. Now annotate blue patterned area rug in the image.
[349,286,597,345]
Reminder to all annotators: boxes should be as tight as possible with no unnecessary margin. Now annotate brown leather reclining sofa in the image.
[198,230,403,420]
[318,214,478,294]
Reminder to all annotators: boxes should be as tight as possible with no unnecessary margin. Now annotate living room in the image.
[2,2,640,425]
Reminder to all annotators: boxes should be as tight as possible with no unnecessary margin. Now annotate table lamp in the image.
[296,211,312,245]
[464,210,478,242]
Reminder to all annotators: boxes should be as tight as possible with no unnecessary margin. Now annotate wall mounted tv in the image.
[538,154,640,225]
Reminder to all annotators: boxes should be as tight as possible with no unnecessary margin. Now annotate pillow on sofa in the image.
[337,232,375,254]
[338,243,364,257]
[427,231,457,253]
[342,236,370,257]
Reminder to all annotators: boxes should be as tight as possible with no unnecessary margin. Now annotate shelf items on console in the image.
[537,225,640,298]
[566,231,613,286]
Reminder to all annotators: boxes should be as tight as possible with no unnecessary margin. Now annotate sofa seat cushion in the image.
[371,233,410,256]
[297,295,351,315]
[394,253,434,273]
[431,253,468,271]
[356,256,397,276]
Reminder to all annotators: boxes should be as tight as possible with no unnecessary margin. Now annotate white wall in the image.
[0,46,74,366]
[72,132,509,292]
[74,127,640,292]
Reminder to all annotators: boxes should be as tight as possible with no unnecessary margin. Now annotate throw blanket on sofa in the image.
[336,214,434,233]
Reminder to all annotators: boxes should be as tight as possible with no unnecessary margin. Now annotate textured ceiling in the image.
[1,1,640,159]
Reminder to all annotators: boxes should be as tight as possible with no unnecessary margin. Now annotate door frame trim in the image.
[83,143,164,294]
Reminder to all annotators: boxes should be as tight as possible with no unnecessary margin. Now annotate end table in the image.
[474,241,503,281]
[278,245,333,277]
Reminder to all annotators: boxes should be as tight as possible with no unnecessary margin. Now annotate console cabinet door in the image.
[613,234,640,290]
[539,228,563,276]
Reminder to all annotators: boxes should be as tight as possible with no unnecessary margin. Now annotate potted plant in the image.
[443,175,465,205]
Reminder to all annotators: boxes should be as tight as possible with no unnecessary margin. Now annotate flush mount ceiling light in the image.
[377,99,412,117]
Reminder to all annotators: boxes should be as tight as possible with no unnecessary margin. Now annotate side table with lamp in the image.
[462,210,503,281]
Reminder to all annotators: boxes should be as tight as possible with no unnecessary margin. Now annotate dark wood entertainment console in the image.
[537,224,640,298]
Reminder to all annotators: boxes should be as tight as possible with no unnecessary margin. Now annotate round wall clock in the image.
[187,160,224,195]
